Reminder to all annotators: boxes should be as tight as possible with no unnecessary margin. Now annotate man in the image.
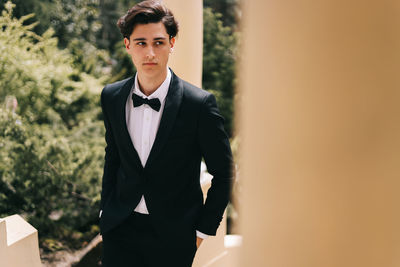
[99,1,233,266]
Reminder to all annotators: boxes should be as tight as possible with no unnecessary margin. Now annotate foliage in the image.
[203,7,238,136]
[0,1,104,250]
[204,0,240,28]
[0,0,133,79]
[48,0,119,78]
[226,135,241,234]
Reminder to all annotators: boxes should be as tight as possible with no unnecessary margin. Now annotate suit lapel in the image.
[145,72,183,169]
[117,76,144,170]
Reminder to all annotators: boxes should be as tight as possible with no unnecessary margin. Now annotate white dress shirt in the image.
[126,69,171,213]
[125,68,208,239]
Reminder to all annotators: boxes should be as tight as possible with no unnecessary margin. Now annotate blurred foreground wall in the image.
[238,1,400,266]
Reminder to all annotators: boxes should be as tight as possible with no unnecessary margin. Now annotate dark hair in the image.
[117,0,179,39]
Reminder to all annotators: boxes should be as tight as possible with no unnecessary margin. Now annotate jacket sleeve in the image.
[100,87,120,211]
[196,93,234,235]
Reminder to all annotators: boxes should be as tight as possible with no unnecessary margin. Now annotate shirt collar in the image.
[133,68,171,103]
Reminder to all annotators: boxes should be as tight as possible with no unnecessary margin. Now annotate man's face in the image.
[124,22,175,79]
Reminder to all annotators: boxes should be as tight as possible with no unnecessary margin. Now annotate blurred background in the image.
[0,0,240,265]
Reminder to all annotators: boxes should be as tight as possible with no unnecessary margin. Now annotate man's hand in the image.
[196,236,203,249]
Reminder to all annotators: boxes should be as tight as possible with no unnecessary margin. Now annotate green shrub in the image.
[0,1,105,250]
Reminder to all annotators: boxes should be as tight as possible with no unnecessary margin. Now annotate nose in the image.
[146,46,155,60]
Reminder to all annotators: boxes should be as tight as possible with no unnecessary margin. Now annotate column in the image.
[162,0,203,87]
[238,1,400,266]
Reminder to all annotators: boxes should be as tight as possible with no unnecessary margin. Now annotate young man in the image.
[99,1,233,266]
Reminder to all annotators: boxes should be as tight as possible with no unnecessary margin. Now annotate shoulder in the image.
[180,78,213,105]
[101,76,133,99]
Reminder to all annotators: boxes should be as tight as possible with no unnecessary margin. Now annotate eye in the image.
[136,42,146,46]
[155,41,164,46]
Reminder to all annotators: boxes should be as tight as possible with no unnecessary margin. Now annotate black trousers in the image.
[101,212,197,267]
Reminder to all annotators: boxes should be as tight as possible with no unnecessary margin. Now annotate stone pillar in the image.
[162,0,203,87]
[0,215,42,267]
[238,1,400,267]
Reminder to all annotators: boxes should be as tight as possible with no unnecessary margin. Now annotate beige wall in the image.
[238,1,400,266]
[162,0,203,87]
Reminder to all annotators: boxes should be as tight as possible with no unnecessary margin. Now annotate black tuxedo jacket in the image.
[99,70,233,239]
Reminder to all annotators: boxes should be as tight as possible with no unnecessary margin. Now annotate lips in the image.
[143,63,157,65]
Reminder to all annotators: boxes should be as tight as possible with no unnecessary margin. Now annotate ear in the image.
[169,37,176,49]
[124,37,130,49]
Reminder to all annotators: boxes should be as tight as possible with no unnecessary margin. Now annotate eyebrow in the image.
[132,37,167,41]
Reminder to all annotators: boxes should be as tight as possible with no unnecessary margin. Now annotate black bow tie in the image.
[132,93,161,112]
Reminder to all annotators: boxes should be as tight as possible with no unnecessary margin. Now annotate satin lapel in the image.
[145,72,183,169]
[117,76,143,170]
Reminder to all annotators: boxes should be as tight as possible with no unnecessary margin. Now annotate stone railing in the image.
[193,163,241,267]
[0,214,42,267]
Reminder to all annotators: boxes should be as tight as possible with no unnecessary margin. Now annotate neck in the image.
[137,69,168,96]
